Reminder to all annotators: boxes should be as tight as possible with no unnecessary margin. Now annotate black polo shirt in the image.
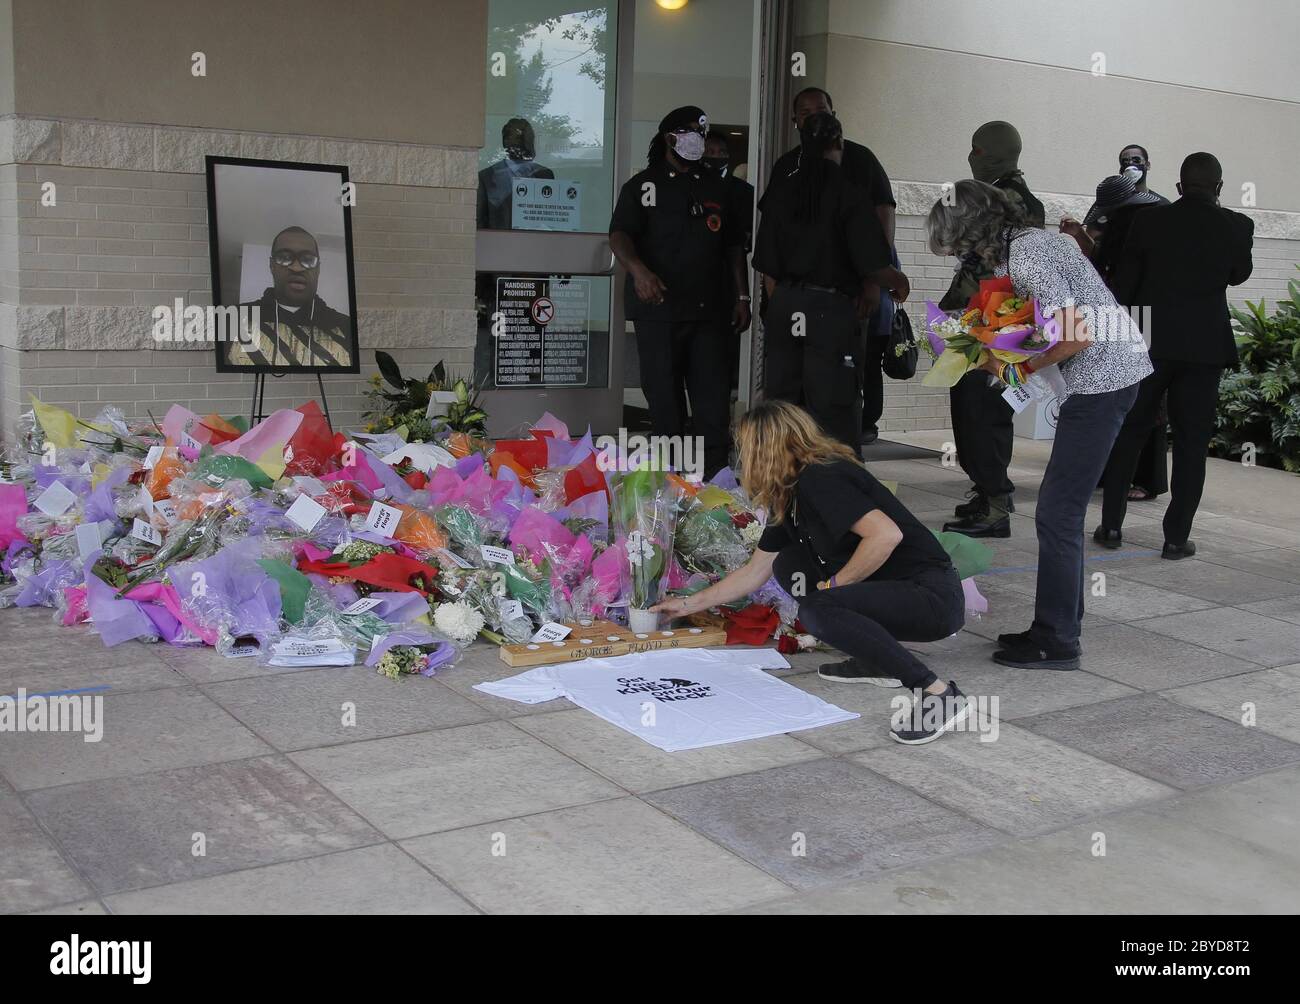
[758,459,952,582]
[610,160,745,322]
[760,138,895,212]
[751,160,891,295]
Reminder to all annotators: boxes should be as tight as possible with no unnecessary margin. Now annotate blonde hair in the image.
[735,401,859,525]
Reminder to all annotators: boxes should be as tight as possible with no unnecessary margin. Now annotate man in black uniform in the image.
[609,106,750,478]
[760,87,897,446]
[941,120,1045,538]
[753,112,908,449]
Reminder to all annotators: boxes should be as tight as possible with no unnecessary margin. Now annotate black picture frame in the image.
[205,155,361,375]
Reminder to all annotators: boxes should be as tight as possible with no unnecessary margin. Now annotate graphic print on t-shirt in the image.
[617,676,714,702]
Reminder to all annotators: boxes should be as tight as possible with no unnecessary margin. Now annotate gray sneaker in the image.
[818,659,903,688]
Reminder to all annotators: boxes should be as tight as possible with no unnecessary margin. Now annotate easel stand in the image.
[249,370,333,430]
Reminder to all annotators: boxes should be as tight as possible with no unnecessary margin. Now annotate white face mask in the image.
[671,130,706,162]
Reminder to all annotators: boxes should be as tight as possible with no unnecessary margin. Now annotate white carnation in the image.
[741,520,765,546]
[434,600,485,644]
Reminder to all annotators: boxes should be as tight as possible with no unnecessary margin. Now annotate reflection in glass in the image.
[480,2,616,232]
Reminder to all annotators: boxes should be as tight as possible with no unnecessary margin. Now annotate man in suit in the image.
[1095,152,1254,558]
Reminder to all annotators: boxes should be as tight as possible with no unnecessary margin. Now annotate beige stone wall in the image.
[0,118,479,437]
[8,0,486,148]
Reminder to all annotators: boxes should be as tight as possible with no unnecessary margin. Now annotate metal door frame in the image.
[474,0,636,439]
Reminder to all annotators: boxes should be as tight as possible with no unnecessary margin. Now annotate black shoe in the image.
[818,658,902,687]
[953,489,985,518]
[943,510,1011,538]
[890,682,971,745]
[996,628,1035,649]
[992,639,1080,671]
[1092,526,1123,549]
[1162,540,1196,560]
[860,428,880,446]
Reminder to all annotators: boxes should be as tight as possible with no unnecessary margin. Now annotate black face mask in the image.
[701,156,729,178]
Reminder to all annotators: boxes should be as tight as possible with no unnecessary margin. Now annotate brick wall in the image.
[0,117,478,438]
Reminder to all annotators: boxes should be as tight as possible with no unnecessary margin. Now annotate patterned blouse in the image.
[995,227,1153,398]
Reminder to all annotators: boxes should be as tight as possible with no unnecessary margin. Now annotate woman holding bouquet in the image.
[927,180,1153,669]
[652,401,969,745]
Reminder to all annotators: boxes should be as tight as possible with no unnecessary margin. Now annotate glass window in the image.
[479,1,618,233]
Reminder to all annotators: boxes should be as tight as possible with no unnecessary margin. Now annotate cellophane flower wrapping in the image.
[611,469,681,612]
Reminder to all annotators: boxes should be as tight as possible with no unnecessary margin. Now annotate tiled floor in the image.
[4,443,1300,914]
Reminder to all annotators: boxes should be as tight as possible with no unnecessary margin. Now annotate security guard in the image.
[761,87,897,447]
[609,106,750,478]
[941,120,1045,537]
[753,112,909,449]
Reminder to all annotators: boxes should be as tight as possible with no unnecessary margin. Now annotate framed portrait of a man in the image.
[206,156,360,374]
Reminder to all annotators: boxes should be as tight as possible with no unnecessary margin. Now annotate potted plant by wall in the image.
[1212,268,1300,473]
[364,352,488,440]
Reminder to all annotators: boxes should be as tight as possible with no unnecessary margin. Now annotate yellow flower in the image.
[383,416,393,427]
[364,422,376,432]
[369,374,382,387]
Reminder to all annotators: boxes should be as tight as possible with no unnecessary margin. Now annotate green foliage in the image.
[363,352,489,439]
[1211,268,1300,473]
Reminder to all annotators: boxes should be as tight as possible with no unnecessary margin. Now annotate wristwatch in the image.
[737,294,752,302]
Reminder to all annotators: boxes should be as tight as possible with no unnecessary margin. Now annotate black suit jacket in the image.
[1113,196,1254,367]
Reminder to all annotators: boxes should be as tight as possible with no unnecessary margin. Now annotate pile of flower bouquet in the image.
[1,388,991,676]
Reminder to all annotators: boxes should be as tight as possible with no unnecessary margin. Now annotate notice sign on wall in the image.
[511,177,581,232]
[495,276,591,387]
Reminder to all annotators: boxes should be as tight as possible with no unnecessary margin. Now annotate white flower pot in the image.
[426,390,459,419]
[627,607,659,633]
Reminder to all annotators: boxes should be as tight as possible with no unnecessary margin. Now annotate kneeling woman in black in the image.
[652,400,969,745]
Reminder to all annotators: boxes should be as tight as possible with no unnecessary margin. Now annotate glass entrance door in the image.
[474,0,631,437]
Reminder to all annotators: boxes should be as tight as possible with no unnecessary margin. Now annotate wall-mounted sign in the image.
[495,276,591,387]
[511,177,581,232]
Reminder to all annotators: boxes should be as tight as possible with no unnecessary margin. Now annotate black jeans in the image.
[861,331,885,437]
[950,369,1016,497]
[774,547,965,690]
[634,318,732,477]
[1101,359,1221,545]
[764,285,862,449]
[1033,383,1139,649]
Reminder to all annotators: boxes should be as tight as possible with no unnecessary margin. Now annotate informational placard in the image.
[511,177,581,232]
[494,276,591,388]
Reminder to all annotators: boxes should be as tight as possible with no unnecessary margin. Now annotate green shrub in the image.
[1211,266,1300,473]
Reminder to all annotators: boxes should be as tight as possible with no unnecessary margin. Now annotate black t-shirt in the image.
[609,160,745,322]
[758,459,952,581]
[759,139,895,213]
[751,160,890,295]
